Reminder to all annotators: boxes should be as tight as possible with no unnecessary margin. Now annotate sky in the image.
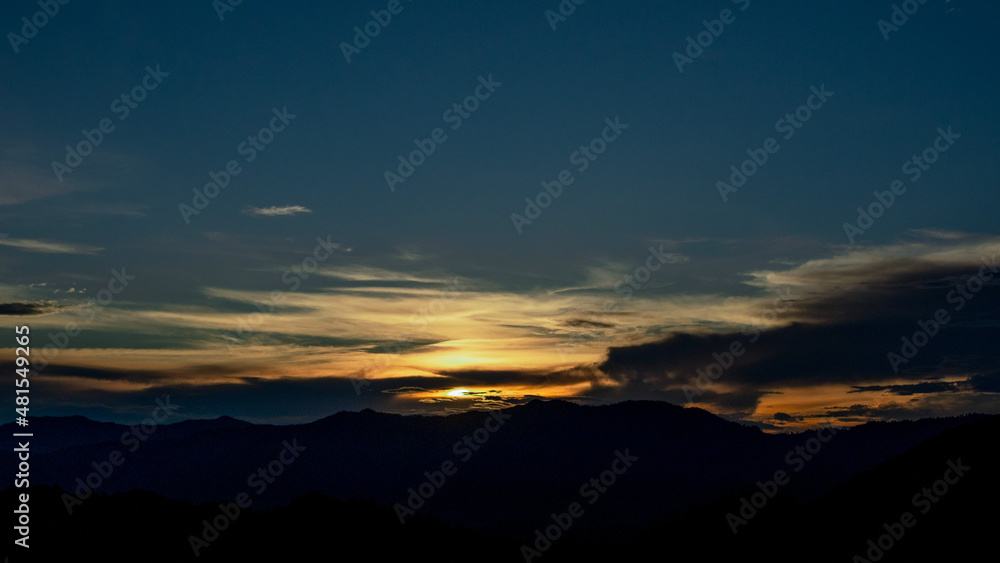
[1,0,998,429]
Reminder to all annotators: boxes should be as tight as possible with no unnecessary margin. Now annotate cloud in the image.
[847,373,1000,396]
[437,367,599,388]
[564,319,615,329]
[0,141,142,208]
[0,146,81,206]
[0,301,71,316]
[0,236,104,255]
[590,235,1000,422]
[816,403,915,421]
[14,234,999,426]
[364,340,444,355]
[382,386,430,394]
[850,381,961,396]
[314,266,452,284]
[968,372,1000,393]
[29,362,254,387]
[242,205,312,217]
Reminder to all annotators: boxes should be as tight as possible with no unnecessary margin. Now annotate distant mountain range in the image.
[3,400,996,562]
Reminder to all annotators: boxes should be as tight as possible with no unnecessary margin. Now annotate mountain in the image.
[3,400,996,562]
[610,412,1000,562]
[1,400,988,539]
[4,485,515,563]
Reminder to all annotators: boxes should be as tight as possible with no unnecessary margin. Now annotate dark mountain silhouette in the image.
[2,400,995,562]
[1,400,988,537]
[3,405,995,562]
[603,411,1000,562]
[4,485,515,563]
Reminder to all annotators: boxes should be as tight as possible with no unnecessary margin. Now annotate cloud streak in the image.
[242,205,313,217]
[0,237,104,255]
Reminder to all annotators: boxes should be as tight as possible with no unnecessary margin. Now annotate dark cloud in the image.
[0,301,69,316]
[31,362,249,383]
[967,372,1000,393]
[809,393,1000,424]
[850,381,960,395]
[364,339,444,355]
[816,403,915,421]
[437,367,598,388]
[563,319,615,329]
[596,259,1000,397]
[382,386,430,394]
[848,373,1000,397]
[360,376,455,392]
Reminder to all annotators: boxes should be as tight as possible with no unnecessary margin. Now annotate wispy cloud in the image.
[242,205,312,217]
[0,237,104,255]
[0,144,81,206]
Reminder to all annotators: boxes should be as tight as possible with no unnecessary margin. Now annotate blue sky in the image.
[2,0,999,427]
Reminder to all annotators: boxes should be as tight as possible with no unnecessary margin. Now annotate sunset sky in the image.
[2,0,998,429]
